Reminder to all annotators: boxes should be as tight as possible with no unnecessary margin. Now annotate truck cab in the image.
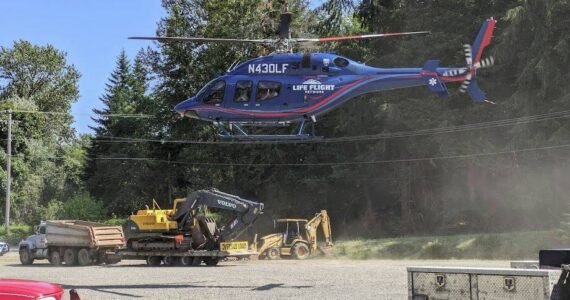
[19,222,49,264]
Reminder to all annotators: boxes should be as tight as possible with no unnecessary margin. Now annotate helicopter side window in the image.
[256,81,281,101]
[203,80,226,104]
[234,80,252,102]
[333,57,349,67]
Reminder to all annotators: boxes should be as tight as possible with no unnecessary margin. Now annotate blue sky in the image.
[0,0,326,134]
[0,1,164,134]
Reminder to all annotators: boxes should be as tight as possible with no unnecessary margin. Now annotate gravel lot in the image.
[0,252,508,299]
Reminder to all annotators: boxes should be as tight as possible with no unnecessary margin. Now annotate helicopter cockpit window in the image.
[203,80,225,104]
[234,80,252,102]
[333,57,349,67]
[256,81,281,101]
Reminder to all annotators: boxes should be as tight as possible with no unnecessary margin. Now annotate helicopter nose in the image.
[174,97,198,118]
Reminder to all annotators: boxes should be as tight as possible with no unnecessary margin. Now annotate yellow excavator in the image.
[255,210,333,260]
[124,189,263,266]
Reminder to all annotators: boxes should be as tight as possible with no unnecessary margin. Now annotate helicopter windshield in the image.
[202,80,226,104]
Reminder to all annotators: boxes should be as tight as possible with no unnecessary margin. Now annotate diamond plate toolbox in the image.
[407,266,567,300]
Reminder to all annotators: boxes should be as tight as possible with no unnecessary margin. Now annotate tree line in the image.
[1,0,569,238]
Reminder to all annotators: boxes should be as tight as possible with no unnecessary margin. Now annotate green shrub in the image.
[0,224,33,245]
[42,199,65,220]
[63,191,107,221]
[101,215,128,226]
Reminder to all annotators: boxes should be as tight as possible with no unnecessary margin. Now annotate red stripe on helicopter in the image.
[474,19,496,63]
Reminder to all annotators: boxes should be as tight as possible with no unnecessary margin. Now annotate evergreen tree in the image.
[86,50,153,214]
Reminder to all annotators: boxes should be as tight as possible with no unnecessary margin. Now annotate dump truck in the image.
[255,210,333,259]
[120,189,263,266]
[19,220,125,266]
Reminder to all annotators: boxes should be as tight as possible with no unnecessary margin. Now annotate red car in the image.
[0,279,80,300]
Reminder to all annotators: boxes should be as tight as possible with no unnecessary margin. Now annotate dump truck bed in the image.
[45,220,124,249]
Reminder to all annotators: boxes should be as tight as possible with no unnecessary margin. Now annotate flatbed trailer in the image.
[116,248,258,266]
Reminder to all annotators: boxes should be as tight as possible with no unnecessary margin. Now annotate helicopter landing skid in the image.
[216,120,323,142]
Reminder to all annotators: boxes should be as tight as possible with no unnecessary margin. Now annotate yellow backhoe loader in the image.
[255,210,333,260]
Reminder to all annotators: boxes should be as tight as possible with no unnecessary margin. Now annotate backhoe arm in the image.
[305,210,333,254]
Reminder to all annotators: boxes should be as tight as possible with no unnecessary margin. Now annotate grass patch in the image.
[333,230,564,260]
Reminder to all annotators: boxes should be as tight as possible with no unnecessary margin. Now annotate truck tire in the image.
[19,249,34,265]
[64,248,78,266]
[204,257,219,266]
[292,243,310,260]
[49,250,62,265]
[146,256,162,266]
[266,247,281,260]
[103,254,121,265]
[77,248,91,266]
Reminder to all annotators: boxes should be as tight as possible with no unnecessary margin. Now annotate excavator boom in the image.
[172,189,264,241]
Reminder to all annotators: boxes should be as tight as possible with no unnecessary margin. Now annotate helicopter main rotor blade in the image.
[293,31,430,43]
[129,36,276,44]
[278,12,292,39]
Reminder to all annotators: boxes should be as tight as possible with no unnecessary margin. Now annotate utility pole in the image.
[4,109,11,234]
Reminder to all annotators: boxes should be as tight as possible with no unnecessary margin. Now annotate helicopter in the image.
[131,11,496,141]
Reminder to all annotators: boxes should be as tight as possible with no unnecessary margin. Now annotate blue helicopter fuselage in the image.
[174,18,496,128]
[174,52,463,124]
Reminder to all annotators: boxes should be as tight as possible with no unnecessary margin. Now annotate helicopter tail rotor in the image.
[457,18,497,103]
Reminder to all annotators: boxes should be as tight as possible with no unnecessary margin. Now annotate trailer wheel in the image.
[180,256,192,266]
[163,256,181,266]
[292,243,310,260]
[266,247,281,260]
[19,249,34,265]
[146,256,162,266]
[63,248,78,266]
[191,257,202,266]
[204,257,219,266]
[49,250,62,266]
[77,248,91,266]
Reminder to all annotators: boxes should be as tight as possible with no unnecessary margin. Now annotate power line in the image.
[0,109,155,118]
[92,109,570,145]
[4,107,570,144]
[81,142,570,167]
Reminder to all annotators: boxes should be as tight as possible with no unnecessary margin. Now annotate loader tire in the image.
[77,248,91,266]
[146,256,162,266]
[64,248,78,266]
[292,243,310,260]
[49,250,62,266]
[19,249,34,265]
[266,247,281,260]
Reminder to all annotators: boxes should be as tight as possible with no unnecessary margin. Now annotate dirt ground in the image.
[0,252,508,299]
